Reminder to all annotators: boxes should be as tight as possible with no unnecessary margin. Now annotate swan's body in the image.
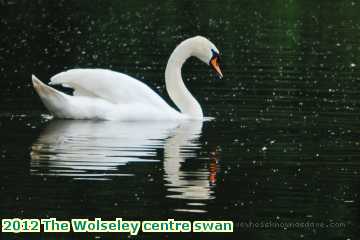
[32,36,222,121]
[32,69,183,120]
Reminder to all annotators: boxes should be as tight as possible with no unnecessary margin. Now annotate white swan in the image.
[31,36,223,121]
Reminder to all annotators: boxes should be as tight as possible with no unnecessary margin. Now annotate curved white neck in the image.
[165,41,203,119]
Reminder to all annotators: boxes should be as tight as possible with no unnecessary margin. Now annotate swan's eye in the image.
[210,49,220,63]
[211,49,219,57]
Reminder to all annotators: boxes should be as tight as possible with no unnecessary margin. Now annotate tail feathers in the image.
[32,74,70,117]
[32,75,68,99]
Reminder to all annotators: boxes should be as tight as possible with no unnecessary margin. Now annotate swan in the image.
[31,36,223,121]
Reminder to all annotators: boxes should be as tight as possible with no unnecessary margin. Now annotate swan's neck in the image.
[165,42,203,119]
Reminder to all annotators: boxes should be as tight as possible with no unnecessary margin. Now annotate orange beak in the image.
[210,57,223,79]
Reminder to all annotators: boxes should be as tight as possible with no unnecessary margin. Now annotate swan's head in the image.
[188,36,223,79]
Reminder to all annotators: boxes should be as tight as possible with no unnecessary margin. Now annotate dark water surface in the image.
[1,0,360,239]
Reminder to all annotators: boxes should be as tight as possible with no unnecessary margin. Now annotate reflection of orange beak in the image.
[210,57,223,79]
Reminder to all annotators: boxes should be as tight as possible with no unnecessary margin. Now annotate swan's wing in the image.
[50,68,169,107]
[32,75,117,119]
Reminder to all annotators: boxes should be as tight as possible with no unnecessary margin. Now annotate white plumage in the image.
[32,36,222,121]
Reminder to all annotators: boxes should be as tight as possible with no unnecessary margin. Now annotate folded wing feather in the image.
[50,69,169,108]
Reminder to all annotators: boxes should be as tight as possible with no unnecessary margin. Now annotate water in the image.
[1,0,360,239]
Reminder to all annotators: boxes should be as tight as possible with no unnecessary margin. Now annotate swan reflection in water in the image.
[31,120,219,212]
